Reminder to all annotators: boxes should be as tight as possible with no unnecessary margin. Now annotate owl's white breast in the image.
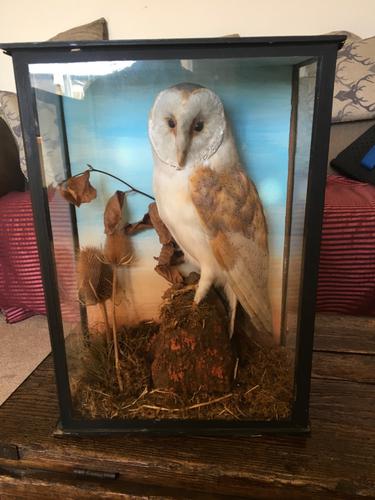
[153,157,225,284]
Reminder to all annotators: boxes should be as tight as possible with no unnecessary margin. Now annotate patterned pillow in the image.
[0,91,27,178]
[332,33,375,123]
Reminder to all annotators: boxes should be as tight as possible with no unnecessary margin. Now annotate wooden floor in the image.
[0,313,374,499]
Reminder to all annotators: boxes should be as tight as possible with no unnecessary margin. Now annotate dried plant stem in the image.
[87,165,155,201]
[111,268,123,391]
[223,405,239,420]
[99,301,111,345]
[128,393,234,415]
[244,384,260,396]
[186,393,233,410]
[233,357,239,380]
[121,387,149,411]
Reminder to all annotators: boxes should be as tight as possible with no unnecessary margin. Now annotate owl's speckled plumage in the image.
[149,83,273,339]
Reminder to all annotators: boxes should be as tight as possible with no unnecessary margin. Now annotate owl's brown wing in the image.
[190,165,273,338]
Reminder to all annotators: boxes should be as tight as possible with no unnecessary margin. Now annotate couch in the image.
[1,30,375,322]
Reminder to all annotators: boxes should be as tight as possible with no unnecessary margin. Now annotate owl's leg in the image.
[193,268,214,306]
[224,283,237,338]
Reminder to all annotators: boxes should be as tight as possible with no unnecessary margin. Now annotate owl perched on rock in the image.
[149,82,273,341]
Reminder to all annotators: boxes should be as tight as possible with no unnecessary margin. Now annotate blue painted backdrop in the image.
[63,58,292,256]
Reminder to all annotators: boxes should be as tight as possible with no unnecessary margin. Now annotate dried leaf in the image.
[123,203,173,241]
[104,191,126,235]
[155,264,184,284]
[157,242,175,266]
[143,203,184,284]
[124,212,153,235]
[59,170,97,207]
[170,248,184,266]
[118,201,183,283]
[154,242,184,284]
[103,192,133,266]
[149,202,173,245]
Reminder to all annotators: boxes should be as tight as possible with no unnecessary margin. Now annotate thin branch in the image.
[244,384,259,396]
[59,164,155,201]
[87,164,155,201]
[186,393,233,410]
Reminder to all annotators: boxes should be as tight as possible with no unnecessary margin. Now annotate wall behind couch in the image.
[0,0,374,92]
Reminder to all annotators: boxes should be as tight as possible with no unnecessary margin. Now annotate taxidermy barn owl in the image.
[149,82,273,339]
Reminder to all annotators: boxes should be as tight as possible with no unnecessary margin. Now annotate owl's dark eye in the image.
[167,118,176,129]
[194,120,204,132]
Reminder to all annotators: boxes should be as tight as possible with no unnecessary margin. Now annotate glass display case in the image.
[2,35,345,434]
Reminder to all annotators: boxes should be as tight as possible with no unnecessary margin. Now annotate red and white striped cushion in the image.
[317,175,375,315]
[0,191,45,322]
[1,306,36,324]
[2,176,375,323]
[0,190,79,323]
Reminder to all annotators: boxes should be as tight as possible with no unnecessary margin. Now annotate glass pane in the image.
[29,55,317,424]
[284,61,318,348]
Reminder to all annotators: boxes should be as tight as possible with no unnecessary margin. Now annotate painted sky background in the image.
[62,58,293,257]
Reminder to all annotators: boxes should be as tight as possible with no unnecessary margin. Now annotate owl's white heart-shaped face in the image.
[149,83,226,169]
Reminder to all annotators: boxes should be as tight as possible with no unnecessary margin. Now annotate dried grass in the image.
[72,318,293,422]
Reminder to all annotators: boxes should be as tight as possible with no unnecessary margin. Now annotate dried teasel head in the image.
[77,247,112,305]
[104,232,133,267]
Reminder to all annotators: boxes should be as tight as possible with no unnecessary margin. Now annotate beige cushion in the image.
[332,32,375,123]
[49,17,108,42]
[329,30,361,44]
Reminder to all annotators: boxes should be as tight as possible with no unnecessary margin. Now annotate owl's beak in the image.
[177,148,187,168]
[176,130,190,168]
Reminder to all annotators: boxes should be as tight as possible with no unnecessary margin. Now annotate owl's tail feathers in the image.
[224,281,274,345]
[236,309,275,349]
[223,284,237,338]
[230,282,275,347]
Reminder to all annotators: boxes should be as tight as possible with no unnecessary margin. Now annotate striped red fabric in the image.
[1,175,375,323]
[0,190,79,323]
[1,306,36,324]
[0,191,45,322]
[316,175,375,315]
